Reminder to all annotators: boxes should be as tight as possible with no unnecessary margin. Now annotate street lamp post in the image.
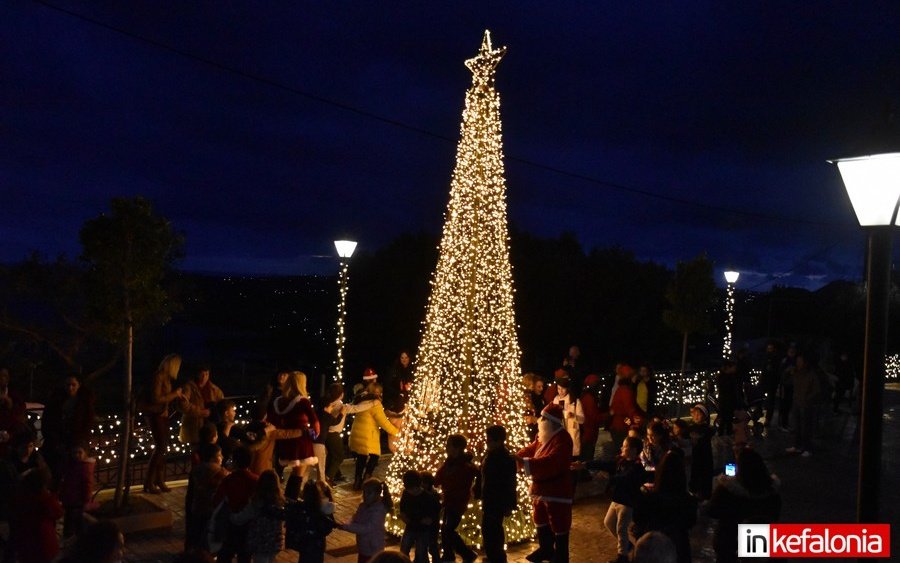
[831,152,900,523]
[723,270,740,360]
[334,240,357,386]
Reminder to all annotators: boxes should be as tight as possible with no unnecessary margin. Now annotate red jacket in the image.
[435,453,479,514]
[12,490,64,563]
[214,469,258,513]
[579,388,603,448]
[608,381,637,434]
[517,429,573,504]
[59,458,95,508]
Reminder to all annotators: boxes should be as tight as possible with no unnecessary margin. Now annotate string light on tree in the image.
[722,270,739,359]
[385,30,533,545]
[334,239,357,385]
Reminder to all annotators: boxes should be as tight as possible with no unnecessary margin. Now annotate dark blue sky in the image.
[3,2,899,290]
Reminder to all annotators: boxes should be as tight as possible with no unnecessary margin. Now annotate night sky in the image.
[3,2,899,290]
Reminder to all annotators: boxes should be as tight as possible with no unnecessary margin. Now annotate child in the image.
[476,425,517,563]
[285,480,336,563]
[243,402,302,476]
[575,436,646,563]
[435,434,479,563]
[399,470,428,562]
[184,443,228,551]
[232,469,286,563]
[670,418,693,482]
[688,403,714,500]
[212,445,258,562]
[59,443,97,538]
[640,420,671,472]
[419,471,442,563]
[340,478,392,563]
[12,466,64,563]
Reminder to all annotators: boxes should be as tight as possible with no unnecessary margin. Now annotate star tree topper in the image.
[465,30,507,89]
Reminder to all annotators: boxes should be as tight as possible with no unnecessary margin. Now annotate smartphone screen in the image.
[725,463,736,477]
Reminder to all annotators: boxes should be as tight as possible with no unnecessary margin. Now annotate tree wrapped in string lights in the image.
[384,30,533,546]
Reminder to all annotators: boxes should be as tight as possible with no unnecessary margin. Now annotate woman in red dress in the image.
[268,370,319,499]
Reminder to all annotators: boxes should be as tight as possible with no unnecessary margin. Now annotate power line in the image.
[32,0,851,229]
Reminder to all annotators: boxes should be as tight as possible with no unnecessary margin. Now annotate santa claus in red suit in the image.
[516,402,573,563]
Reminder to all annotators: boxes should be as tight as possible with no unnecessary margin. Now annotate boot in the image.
[552,534,569,563]
[155,461,171,492]
[284,474,301,500]
[143,457,160,494]
[525,526,555,562]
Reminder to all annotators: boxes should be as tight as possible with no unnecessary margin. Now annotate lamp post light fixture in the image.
[722,270,740,360]
[334,240,357,385]
[831,152,900,524]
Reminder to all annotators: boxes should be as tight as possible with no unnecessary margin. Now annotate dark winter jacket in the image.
[632,489,697,563]
[585,456,647,507]
[476,446,518,515]
[285,498,336,555]
[708,474,781,563]
[688,422,714,499]
[435,452,479,514]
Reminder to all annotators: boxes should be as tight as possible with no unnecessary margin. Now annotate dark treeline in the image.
[344,230,676,379]
[342,229,898,383]
[2,231,898,411]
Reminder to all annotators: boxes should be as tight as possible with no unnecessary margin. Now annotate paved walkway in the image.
[114,386,899,562]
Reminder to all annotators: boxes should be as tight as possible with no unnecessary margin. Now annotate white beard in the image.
[537,419,560,445]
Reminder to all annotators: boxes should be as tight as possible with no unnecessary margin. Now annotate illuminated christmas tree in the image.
[385,30,533,545]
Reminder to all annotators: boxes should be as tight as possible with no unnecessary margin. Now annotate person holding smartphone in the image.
[708,448,781,563]
[549,374,585,460]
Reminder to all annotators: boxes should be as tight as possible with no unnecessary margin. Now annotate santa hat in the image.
[691,403,709,418]
[363,368,378,381]
[541,403,564,426]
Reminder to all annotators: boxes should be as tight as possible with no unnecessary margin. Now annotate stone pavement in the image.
[115,385,899,562]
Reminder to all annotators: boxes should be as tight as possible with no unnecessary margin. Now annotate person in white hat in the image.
[515,402,574,563]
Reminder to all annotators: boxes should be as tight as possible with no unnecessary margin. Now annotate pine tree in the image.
[385,30,533,545]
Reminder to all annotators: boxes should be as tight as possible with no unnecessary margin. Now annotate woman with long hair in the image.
[143,354,184,493]
[268,371,319,499]
[632,449,697,563]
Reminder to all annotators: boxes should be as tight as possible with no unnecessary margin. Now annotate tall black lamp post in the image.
[723,270,740,360]
[334,239,357,386]
[831,152,899,523]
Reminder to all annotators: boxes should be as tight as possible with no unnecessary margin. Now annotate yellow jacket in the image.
[349,399,398,456]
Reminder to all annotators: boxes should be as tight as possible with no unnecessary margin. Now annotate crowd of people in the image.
[0,338,855,562]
